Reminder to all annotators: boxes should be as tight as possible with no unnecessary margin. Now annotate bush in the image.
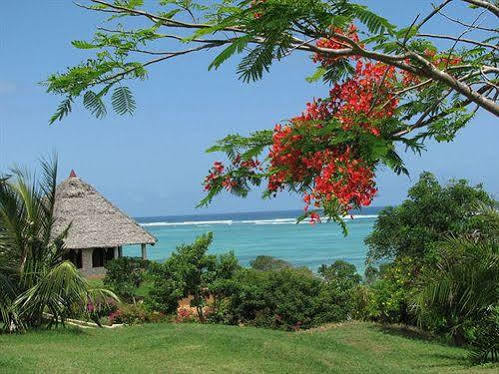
[209,261,361,330]
[468,306,499,364]
[109,303,166,325]
[104,257,151,301]
[355,258,415,324]
[250,256,291,271]
[414,227,499,347]
[146,233,240,321]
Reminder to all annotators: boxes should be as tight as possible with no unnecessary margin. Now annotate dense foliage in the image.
[250,255,291,271]
[0,158,115,332]
[147,233,240,321]
[357,173,499,362]
[104,257,151,302]
[365,172,497,265]
[209,261,360,330]
[47,0,498,229]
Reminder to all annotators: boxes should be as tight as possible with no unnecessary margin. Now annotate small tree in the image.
[148,233,239,321]
[365,172,497,265]
[318,260,361,286]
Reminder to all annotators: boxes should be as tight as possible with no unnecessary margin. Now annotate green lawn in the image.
[0,321,496,373]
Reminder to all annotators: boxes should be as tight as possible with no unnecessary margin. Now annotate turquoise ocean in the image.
[124,208,382,275]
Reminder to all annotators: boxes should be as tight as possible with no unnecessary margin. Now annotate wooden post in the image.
[141,243,147,260]
[114,247,119,259]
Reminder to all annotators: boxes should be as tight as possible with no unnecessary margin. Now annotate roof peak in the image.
[69,169,77,178]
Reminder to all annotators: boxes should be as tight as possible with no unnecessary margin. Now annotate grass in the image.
[0,321,497,373]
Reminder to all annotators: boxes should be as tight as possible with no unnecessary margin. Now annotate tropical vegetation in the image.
[46,0,498,228]
[0,158,115,332]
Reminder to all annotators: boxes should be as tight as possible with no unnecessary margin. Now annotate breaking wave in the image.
[140,215,377,227]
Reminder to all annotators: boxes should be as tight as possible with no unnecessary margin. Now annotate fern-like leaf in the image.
[237,44,274,83]
[83,90,107,119]
[49,97,73,124]
[71,40,99,49]
[209,36,251,71]
[111,86,136,115]
[351,5,395,35]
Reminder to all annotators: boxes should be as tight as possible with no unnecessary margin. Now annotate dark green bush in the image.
[250,255,291,271]
[209,261,361,330]
[104,257,151,301]
[468,306,499,364]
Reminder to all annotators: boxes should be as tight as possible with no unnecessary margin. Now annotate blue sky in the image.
[0,1,497,216]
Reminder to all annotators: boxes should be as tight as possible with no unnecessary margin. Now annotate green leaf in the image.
[237,44,274,83]
[351,5,395,35]
[306,67,327,83]
[49,97,73,125]
[71,40,99,50]
[83,90,107,119]
[125,0,144,8]
[208,36,251,71]
[111,86,136,115]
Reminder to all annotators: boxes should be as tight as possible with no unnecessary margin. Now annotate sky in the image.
[0,1,497,217]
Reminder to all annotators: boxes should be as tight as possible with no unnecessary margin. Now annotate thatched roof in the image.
[52,171,156,249]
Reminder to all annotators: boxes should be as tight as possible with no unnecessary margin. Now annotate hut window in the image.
[92,248,105,268]
[63,249,82,269]
[92,247,116,268]
[106,247,115,262]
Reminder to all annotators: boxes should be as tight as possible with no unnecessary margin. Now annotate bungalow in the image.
[52,170,157,276]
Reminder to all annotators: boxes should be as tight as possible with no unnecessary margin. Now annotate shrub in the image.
[109,303,166,325]
[104,257,151,301]
[209,262,361,330]
[356,258,415,324]
[147,233,240,321]
[414,225,499,347]
[468,306,499,364]
[250,256,291,271]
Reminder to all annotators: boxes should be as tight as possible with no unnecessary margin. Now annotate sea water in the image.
[124,208,382,275]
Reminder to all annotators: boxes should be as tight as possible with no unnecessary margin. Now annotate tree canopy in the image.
[47,0,498,228]
[365,171,497,264]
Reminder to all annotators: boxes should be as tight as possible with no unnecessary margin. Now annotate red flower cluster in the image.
[313,25,361,66]
[268,122,377,221]
[327,60,398,133]
[251,0,266,18]
[268,55,406,221]
[204,22,464,224]
[204,161,237,191]
[204,157,261,192]
[204,161,225,191]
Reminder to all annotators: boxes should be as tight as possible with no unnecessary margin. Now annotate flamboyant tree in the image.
[46,0,498,231]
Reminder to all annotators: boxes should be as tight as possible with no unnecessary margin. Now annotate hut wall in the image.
[80,248,107,277]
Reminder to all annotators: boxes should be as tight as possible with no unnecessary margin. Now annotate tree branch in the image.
[461,0,499,18]
[417,0,454,30]
[438,10,498,32]
[416,33,499,51]
[408,51,499,116]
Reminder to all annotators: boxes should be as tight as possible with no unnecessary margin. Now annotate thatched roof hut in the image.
[53,171,156,276]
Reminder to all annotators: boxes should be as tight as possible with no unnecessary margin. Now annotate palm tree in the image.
[0,156,115,332]
[413,204,499,348]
